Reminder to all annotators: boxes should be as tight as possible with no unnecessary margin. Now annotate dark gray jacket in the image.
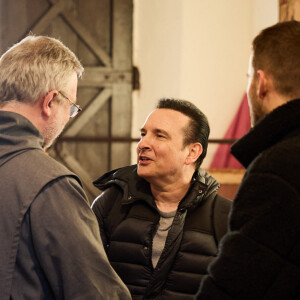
[0,111,130,300]
[92,165,231,299]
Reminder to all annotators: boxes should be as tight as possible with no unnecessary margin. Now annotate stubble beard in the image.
[248,81,265,127]
[42,118,65,149]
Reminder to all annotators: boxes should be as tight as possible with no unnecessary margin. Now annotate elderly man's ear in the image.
[41,90,59,117]
[185,143,202,165]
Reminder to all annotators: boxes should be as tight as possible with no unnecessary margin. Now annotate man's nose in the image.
[137,137,151,151]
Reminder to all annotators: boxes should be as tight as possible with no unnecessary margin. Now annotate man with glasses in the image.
[58,90,82,118]
[0,35,130,299]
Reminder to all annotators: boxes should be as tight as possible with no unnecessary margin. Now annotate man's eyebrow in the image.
[154,128,169,137]
[139,128,169,137]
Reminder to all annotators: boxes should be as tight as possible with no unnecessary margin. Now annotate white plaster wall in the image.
[131,0,278,168]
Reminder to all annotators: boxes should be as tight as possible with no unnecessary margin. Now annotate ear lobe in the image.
[185,143,203,165]
[42,90,58,117]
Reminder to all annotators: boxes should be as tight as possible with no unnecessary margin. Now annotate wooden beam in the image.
[112,0,132,69]
[62,11,112,66]
[205,168,245,184]
[30,0,67,34]
[110,0,133,168]
[63,87,112,137]
[58,144,100,196]
[79,67,132,87]
[47,0,111,66]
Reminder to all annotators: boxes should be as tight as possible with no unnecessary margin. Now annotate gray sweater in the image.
[0,111,130,300]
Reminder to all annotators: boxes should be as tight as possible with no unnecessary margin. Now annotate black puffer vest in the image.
[92,165,231,299]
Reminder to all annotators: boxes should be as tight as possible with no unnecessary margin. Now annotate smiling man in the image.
[92,98,231,299]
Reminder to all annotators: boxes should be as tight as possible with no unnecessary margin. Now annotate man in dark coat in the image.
[196,20,300,300]
[0,35,130,299]
[92,99,232,299]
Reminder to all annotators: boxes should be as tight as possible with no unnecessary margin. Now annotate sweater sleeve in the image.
[30,176,131,300]
[196,172,300,299]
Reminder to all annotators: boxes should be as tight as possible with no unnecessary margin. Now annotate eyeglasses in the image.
[58,91,82,118]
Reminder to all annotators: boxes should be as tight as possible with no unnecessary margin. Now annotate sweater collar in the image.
[231,98,300,168]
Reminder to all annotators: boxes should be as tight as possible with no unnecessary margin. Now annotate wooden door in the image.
[0,0,133,201]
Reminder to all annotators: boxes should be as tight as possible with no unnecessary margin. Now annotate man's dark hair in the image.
[157,98,210,169]
[252,20,300,98]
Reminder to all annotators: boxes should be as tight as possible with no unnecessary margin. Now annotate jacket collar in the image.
[93,165,219,209]
[231,98,300,168]
[0,111,44,167]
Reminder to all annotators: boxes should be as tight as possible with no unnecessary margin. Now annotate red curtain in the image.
[210,93,251,169]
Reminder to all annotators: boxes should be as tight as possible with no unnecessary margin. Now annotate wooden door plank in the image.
[110,0,133,167]
[112,0,133,69]
[59,144,100,196]
[62,11,112,66]
[79,67,132,87]
[47,0,111,66]
[30,0,67,34]
[63,87,112,137]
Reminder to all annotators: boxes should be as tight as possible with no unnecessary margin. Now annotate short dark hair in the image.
[156,98,210,169]
[252,20,300,98]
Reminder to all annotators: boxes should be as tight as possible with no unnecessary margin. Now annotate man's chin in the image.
[137,166,151,179]
[43,132,62,149]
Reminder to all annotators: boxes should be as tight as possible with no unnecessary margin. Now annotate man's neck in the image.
[150,171,195,213]
[0,100,42,134]
[262,87,292,115]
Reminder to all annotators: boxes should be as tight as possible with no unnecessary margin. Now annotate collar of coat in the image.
[0,111,44,168]
[231,98,300,168]
[93,165,219,210]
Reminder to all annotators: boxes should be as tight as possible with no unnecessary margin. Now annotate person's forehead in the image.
[153,108,188,119]
[143,108,190,129]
